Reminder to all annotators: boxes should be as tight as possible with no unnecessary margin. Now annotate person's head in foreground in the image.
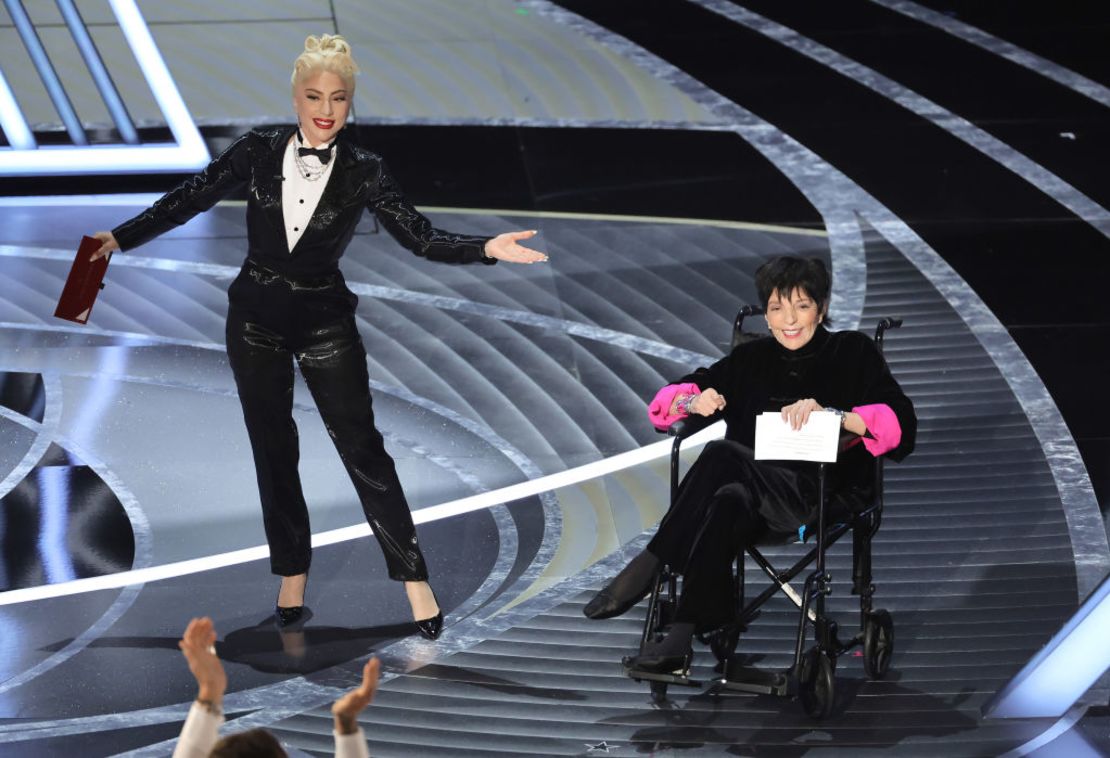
[176,616,379,758]
[209,728,287,758]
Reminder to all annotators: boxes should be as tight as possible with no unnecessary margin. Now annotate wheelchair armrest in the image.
[667,413,717,440]
[664,413,719,501]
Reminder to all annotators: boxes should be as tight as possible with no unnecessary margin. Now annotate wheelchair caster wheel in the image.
[863,609,894,680]
[650,680,668,703]
[799,647,836,718]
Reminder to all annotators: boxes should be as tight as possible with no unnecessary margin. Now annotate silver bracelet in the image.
[679,394,699,415]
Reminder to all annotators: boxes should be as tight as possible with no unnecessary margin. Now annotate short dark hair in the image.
[754,256,831,315]
[210,729,287,758]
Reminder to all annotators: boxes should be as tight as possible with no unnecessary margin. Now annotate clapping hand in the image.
[483,230,548,264]
[178,617,227,706]
[331,657,381,735]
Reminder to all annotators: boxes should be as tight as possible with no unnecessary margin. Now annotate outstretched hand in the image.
[178,617,227,706]
[483,230,548,264]
[90,231,119,261]
[332,657,380,735]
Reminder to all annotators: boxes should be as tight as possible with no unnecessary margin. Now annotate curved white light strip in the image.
[985,572,1110,719]
[0,145,210,175]
[0,195,828,241]
[0,423,722,607]
[0,193,164,206]
[1001,706,1095,757]
[871,0,1110,109]
[1,242,715,366]
[693,0,1110,241]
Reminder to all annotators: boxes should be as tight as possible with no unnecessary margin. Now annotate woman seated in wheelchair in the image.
[583,255,916,673]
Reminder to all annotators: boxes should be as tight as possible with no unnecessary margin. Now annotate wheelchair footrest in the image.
[718,661,792,697]
[622,662,702,689]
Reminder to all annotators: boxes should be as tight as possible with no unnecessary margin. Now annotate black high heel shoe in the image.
[412,585,443,641]
[275,603,304,626]
[275,574,308,627]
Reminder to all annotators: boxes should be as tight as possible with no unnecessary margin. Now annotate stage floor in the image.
[3,0,1110,755]
[0,199,1104,756]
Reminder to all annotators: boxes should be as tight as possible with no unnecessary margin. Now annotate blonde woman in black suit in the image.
[92,34,546,640]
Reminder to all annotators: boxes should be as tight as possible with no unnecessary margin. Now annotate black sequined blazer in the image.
[112,126,494,277]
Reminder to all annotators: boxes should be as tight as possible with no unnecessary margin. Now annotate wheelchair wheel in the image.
[799,647,836,718]
[650,680,668,703]
[863,610,894,680]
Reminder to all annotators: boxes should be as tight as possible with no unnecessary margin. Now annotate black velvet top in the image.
[680,325,916,499]
[112,126,494,276]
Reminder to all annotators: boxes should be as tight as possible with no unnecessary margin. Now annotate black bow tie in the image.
[297,143,334,165]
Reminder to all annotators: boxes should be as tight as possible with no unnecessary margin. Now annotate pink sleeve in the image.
[853,403,902,456]
[647,382,701,430]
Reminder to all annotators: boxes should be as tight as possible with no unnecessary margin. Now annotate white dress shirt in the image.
[173,700,371,758]
[282,133,337,253]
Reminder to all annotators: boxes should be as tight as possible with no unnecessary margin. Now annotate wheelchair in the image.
[623,306,902,718]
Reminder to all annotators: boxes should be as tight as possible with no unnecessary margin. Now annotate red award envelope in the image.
[55,236,109,324]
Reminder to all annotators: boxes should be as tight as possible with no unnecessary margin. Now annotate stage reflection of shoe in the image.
[278,627,308,658]
[583,550,660,620]
[410,583,443,641]
[275,573,308,627]
[624,622,694,674]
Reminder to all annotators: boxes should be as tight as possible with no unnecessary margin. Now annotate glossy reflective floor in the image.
[2,1,1109,756]
[0,202,1102,756]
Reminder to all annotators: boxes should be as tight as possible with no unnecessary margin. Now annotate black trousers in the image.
[225,263,428,580]
[647,439,825,629]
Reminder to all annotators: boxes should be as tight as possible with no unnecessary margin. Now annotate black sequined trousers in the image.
[225,262,428,580]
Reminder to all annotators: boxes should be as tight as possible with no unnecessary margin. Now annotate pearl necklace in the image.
[293,147,328,182]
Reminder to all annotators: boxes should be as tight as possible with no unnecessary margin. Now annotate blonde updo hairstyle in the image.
[291,34,360,91]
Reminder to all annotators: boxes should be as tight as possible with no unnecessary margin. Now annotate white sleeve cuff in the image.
[334,726,371,758]
[172,701,224,758]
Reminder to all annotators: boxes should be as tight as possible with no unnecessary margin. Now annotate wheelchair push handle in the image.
[874,317,902,350]
[734,304,765,335]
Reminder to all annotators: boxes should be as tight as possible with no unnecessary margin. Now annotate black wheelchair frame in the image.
[623,306,903,717]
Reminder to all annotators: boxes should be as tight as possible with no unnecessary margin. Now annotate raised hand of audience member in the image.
[332,658,380,735]
[178,616,226,708]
